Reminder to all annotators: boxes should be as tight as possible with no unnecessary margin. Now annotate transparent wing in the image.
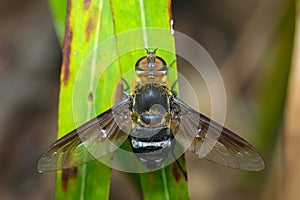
[172,97,265,171]
[37,99,132,172]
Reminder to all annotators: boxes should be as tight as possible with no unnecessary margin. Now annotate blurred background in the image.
[0,0,295,199]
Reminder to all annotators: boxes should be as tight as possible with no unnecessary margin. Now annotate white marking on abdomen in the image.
[131,140,171,149]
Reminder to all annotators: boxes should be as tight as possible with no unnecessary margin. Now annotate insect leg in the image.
[165,59,176,76]
[121,77,130,95]
[171,80,178,94]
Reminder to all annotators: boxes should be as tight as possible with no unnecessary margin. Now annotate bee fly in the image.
[38,49,265,173]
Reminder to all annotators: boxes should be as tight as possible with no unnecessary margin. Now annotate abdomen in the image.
[129,83,173,169]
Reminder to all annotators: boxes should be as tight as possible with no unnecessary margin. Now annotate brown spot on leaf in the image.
[69,167,78,178]
[167,0,173,20]
[84,0,91,9]
[171,163,181,183]
[86,17,95,42]
[115,79,124,103]
[110,0,117,32]
[61,0,73,86]
[61,169,69,192]
[88,92,93,101]
[149,171,154,184]
[61,167,78,192]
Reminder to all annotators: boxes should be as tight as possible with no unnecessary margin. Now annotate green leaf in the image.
[49,0,189,199]
[109,0,189,199]
[48,0,68,45]
[50,0,119,199]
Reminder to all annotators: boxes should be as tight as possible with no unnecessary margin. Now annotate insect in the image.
[38,49,265,173]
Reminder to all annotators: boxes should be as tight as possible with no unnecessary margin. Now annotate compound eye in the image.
[154,56,167,74]
[135,56,167,77]
[135,57,148,72]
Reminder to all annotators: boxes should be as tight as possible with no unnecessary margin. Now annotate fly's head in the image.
[135,48,168,83]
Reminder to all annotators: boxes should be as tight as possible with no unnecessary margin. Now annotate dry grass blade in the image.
[284,2,300,199]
